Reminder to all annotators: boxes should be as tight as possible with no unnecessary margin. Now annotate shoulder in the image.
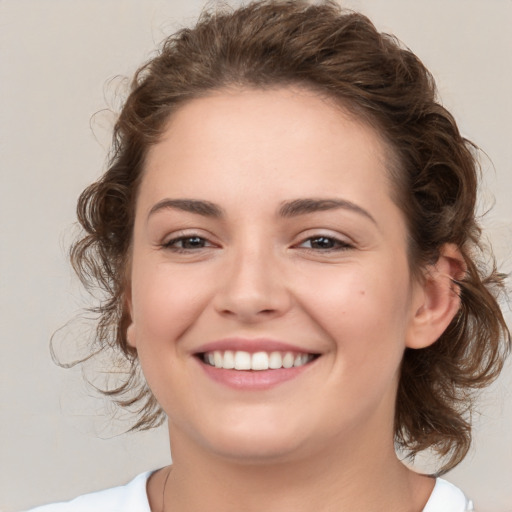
[422,478,474,512]
[25,471,153,512]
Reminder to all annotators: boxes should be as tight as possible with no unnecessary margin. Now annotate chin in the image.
[210,437,305,465]
[193,418,311,464]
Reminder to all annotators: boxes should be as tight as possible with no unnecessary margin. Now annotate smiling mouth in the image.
[199,350,318,371]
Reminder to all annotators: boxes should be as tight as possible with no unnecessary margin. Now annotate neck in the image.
[154,423,434,512]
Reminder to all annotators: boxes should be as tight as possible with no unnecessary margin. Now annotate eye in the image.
[162,235,212,251]
[298,235,352,251]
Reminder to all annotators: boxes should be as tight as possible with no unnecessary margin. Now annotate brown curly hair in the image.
[69,0,510,473]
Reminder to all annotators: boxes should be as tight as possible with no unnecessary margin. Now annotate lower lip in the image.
[196,358,315,390]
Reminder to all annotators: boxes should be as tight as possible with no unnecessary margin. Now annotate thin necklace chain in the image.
[161,466,172,512]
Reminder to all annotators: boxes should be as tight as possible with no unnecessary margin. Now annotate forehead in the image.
[141,87,395,202]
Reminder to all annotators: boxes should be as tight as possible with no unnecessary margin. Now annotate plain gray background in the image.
[1,1,511,511]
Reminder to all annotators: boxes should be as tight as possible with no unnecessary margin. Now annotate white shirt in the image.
[26,471,474,511]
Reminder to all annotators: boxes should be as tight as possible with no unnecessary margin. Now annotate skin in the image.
[126,87,462,512]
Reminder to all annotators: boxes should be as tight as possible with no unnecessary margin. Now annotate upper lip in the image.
[193,337,319,355]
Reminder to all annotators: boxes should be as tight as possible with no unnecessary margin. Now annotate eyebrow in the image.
[148,198,224,219]
[278,198,377,225]
[148,197,376,224]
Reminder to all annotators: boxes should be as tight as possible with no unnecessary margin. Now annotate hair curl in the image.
[69,0,510,472]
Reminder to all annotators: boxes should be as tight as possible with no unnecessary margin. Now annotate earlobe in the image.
[406,244,466,350]
[126,321,137,348]
[124,291,137,349]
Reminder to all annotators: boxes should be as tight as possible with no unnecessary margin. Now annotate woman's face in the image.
[127,87,425,462]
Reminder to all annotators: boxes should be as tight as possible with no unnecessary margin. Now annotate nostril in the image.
[218,307,277,317]
[213,282,292,321]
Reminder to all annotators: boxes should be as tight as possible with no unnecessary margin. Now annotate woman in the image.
[28,1,510,511]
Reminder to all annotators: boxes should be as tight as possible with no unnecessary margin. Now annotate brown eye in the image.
[299,236,351,250]
[164,236,210,250]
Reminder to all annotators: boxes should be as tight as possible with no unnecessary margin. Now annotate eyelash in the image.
[161,234,352,253]
[296,235,353,252]
[161,235,213,253]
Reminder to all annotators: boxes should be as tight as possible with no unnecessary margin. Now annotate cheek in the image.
[301,263,411,363]
[130,260,212,348]
[128,261,211,412]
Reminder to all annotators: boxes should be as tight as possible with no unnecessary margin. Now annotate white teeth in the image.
[294,354,308,367]
[213,350,223,368]
[234,351,251,370]
[282,352,294,369]
[203,350,313,370]
[223,350,235,369]
[269,351,282,369]
[251,351,269,370]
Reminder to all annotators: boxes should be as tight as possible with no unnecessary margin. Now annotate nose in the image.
[213,245,292,323]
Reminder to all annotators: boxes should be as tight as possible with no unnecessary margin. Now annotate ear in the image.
[124,289,138,349]
[126,320,137,349]
[406,244,466,349]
